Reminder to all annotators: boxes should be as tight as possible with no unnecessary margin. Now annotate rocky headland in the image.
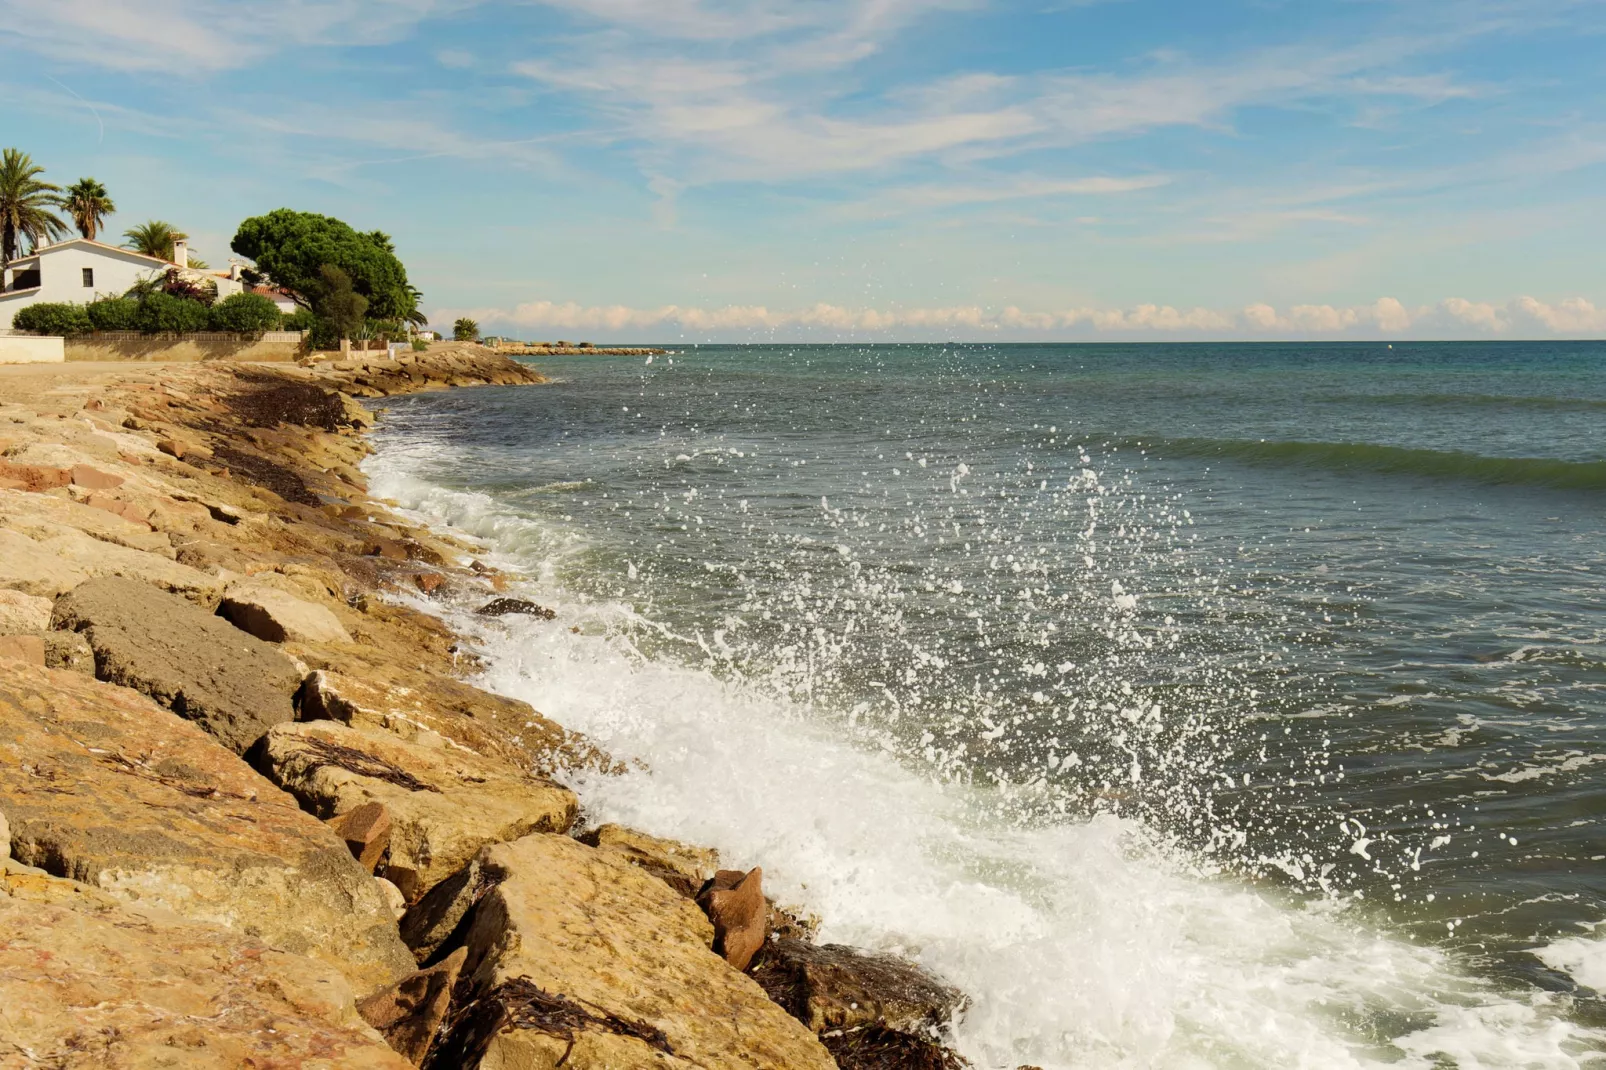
[0,345,967,1069]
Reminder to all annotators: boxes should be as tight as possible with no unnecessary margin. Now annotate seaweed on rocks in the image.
[823,1026,971,1070]
[427,978,675,1068]
[208,443,320,506]
[228,378,361,432]
[294,735,442,794]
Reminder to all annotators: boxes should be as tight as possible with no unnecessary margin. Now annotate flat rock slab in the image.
[52,576,301,754]
[221,579,353,644]
[0,891,412,1069]
[0,660,414,994]
[579,823,718,898]
[259,720,577,902]
[0,524,218,603]
[435,834,835,1070]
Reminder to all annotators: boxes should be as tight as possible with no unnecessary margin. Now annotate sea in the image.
[365,341,1606,1069]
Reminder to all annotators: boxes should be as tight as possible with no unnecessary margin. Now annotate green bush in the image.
[11,302,91,336]
[305,316,339,351]
[209,292,281,333]
[135,291,211,333]
[281,307,316,332]
[87,298,140,331]
[411,338,429,352]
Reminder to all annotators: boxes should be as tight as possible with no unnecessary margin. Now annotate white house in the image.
[0,237,243,330]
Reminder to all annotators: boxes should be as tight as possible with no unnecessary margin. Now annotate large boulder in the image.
[298,666,611,777]
[220,579,353,644]
[0,660,414,993]
[579,823,719,898]
[52,576,301,753]
[258,719,577,901]
[0,887,413,1068]
[431,834,836,1070]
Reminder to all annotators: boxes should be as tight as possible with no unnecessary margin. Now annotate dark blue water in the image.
[370,342,1606,1068]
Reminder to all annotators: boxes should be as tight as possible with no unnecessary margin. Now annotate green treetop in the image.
[230,209,419,322]
[61,177,115,241]
[0,149,67,268]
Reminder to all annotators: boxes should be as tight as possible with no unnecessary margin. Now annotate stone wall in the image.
[0,335,65,364]
[65,336,301,362]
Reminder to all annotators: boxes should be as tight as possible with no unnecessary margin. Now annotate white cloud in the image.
[443,293,1606,340]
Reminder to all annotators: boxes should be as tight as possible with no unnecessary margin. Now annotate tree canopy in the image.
[0,148,67,267]
[61,178,115,241]
[230,209,418,323]
[122,220,202,265]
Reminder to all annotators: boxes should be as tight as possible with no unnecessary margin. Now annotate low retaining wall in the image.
[0,335,66,364]
[65,337,302,363]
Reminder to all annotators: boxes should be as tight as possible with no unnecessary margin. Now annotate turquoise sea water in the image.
[369,342,1606,1068]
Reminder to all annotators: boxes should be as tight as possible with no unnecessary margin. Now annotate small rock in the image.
[156,438,184,459]
[0,590,51,635]
[0,635,45,666]
[412,572,446,596]
[84,493,153,529]
[476,597,557,619]
[698,867,767,971]
[358,947,468,1066]
[377,875,407,920]
[328,801,393,872]
[43,630,95,673]
[220,581,353,645]
[364,537,409,561]
[69,463,125,491]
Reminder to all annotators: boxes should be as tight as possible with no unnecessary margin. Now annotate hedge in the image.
[209,292,281,333]
[134,292,212,333]
[87,298,141,331]
[11,302,91,336]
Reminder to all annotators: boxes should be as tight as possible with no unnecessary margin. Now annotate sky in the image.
[3,0,1606,341]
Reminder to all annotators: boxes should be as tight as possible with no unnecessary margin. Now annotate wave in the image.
[1321,392,1606,413]
[1123,437,1606,491]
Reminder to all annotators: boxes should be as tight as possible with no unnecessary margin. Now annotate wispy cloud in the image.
[442,294,1606,339]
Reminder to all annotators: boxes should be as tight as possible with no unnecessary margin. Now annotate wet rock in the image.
[0,589,51,634]
[298,666,610,778]
[476,596,557,619]
[330,799,394,871]
[52,576,301,754]
[0,634,45,666]
[698,867,768,971]
[413,571,446,595]
[258,719,577,901]
[431,834,835,1070]
[751,938,967,1036]
[220,579,353,644]
[365,536,410,560]
[580,823,718,897]
[359,947,468,1065]
[0,659,414,993]
[823,1026,972,1070]
[43,629,94,672]
[0,890,413,1068]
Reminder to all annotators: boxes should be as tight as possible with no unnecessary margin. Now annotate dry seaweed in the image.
[427,978,674,1068]
[296,735,441,794]
[823,1026,971,1070]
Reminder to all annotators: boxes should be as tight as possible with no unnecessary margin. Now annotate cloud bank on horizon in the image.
[3,0,1605,340]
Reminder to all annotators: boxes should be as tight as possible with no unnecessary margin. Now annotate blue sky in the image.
[4,0,1605,340]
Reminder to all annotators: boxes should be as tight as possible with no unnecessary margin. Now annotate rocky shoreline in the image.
[0,345,968,1069]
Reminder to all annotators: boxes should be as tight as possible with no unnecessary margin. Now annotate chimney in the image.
[172,239,188,268]
[229,261,243,281]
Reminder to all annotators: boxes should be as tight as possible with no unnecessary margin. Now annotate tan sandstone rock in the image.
[358,946,468,1065]
[0,634,45,666]
[0,659,414,994]
[52,576,302,754]
[0,892,413,1069]
[698,867,768,972]
[259,720,577,901]
[0,485,179,557]
[220,579,354,644]
[432,834,835,1070]
[0,589,51,635]
[580,823,719,898]
[0,524,217,602]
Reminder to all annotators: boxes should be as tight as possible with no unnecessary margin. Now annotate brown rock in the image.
[0,634,45,666]
[399,856,491,964]
[476,596,557,619]
[51,576,302,754]
[85,491,154,528]
[413,571,446,595]
[365,536,410,560]
[69,462,125,490]
[0,460,69,491]
[157,437,185,458]
[0,659,414,993]
[359,947,468,1065]
[0,890,413,1068]
[258,720,577,901]
[43,628,95,672]
[0,485,177,557]
[698,867,768,971]
[580,823,718,898]
[751,938,967,1036]
[433,835,835,1070]
[0,523,218,602]
[330,800,393,871]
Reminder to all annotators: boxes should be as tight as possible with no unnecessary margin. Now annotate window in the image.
[82,267,94,288]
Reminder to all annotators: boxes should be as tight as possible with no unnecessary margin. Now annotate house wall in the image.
[0,245,167,329]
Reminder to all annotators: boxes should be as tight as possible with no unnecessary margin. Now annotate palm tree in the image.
[60,177,115,241]
[122,219,206,268]
[0,149,67,270]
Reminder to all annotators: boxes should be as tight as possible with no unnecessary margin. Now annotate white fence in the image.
[80,330,307,343]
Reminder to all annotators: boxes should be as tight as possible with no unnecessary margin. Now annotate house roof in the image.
[7,237,176,269]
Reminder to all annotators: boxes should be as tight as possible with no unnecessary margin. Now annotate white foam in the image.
[1536,924,1606,993]
[367,445,1606,1070]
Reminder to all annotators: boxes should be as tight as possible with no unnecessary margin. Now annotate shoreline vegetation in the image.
[0,345,967,1069]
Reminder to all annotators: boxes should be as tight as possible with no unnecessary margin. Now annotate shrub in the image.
[411,338,429,351]
[305,316,339,351]
[11,302,91,336]
[161,268,216,307]
[135,291,211,333]
[87,297,140,331]
[281,307,316,332]
[209,292,281,333]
